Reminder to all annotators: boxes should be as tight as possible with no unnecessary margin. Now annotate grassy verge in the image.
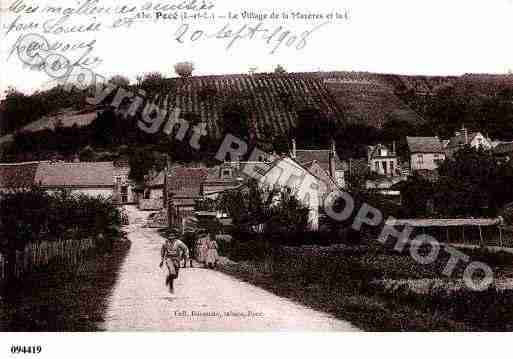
[0,240,131,331]
[218,241,513,331]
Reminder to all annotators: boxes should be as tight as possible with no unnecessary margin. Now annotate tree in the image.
[436,146,501,216]
[79,145,96,161]
[109,75,130,87]
[274,64,287,74]
[217,180,309,237]
[127,148,166,184]
[221,100,249,140]
[294,106,333,147]
[174,62,194,78]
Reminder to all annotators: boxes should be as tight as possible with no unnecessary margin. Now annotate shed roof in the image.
[407,136,444,153]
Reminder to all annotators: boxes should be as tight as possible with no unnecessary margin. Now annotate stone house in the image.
[406,136,446,172]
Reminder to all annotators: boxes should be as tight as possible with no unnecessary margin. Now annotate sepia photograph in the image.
[1,0,513,356]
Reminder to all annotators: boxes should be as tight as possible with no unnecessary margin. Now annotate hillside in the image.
[2,71,513,146]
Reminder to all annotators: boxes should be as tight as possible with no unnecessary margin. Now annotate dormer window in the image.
[221,168,232,178]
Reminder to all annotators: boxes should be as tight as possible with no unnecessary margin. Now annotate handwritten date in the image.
[174,21,330,54]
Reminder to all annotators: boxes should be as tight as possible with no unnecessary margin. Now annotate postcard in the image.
[0,0,512,357]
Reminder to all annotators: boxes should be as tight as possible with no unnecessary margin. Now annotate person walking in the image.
[159,230,189,293]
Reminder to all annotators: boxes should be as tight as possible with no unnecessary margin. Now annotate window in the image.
[417,154,424,164]
[115,176,121,185]
[221,169,232,178]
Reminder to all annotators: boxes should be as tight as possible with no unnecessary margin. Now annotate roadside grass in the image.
[0,240,131,331]
[218,239,513,331]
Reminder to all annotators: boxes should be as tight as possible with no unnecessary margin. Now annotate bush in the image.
[0,188,121,254]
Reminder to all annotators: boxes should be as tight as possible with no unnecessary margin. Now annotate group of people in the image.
[159,229,219,292]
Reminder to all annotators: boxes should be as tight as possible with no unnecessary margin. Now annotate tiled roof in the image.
[0,162,39,188]
[493,142,513,155]
[294,150,347,172]
[407,136,444,153]
[167,167,208,198]
[35,161,115,187]
[148,171,165,187]
[445,132,491,149]
[367,144,395,159]
[205,162,270,182]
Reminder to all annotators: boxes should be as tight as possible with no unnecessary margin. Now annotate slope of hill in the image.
[3,71,513,144]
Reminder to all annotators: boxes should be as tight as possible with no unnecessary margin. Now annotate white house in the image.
[367,143,400,177]
[0,160,136,204]
[258,156,325,231]
[443,127,493,158]
[406,136,446,172]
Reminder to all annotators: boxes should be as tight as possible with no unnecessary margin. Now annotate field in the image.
[219,238,513,331]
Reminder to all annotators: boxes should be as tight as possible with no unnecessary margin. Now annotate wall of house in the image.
[470,134,492,150]
[139,198,163,210]
[202,182,240,196]
[44,188,114,198]
[370,158,398,176]
[114,166,136,203]
[410,153,445,171]
[260,158,320,231]
[335,170,345,188]
[149,188,163,199]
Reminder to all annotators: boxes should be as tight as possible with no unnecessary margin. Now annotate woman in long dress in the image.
[196,235,209,265]
[205,234,219,269]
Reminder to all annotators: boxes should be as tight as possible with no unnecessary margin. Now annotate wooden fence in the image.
[384,218,510,247]
[0,238,95,280]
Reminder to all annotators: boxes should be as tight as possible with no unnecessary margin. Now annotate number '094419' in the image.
[10,345,42,354]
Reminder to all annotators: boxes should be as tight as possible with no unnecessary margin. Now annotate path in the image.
[102,206,359,331]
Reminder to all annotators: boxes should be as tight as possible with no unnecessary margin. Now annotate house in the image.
[367,143,400,177]
[167,166,209,227]
[258,156,324,231]
[443,127,493,158]
[0,160,136,204]
[139,170,166,210]
[201,161,269,198]
[290,139,346,189]
[492,142,513,163]
[406,136,446,172]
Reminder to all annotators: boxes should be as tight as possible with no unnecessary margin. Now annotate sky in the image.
[1,0,513,95]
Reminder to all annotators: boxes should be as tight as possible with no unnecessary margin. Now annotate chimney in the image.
[392,141,396,155]
[291,138,296,159]
[329,148,336,179]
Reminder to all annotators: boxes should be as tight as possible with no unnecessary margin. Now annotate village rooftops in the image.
[1,161,118,189]
[493,142,513,155]
[147,171,166,188]
[406,136,444,154]
[294,150,347,172]
[35,161,116,188]
[367,144,396,159]
[167,166,209,195]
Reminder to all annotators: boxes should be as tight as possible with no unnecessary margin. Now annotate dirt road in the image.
[102,207,359,331]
